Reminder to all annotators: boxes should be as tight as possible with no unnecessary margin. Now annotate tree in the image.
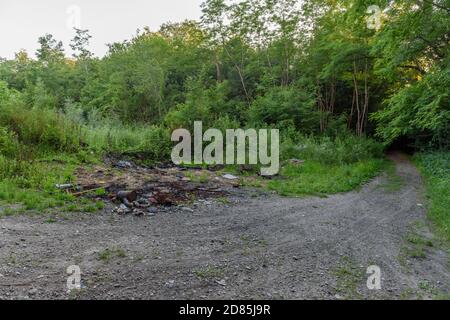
[70,28,93,60]
[36,34,65,64]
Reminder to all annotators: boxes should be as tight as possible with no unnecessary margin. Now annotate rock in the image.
[117,204,132,215]
[28,288,38,296]
[222,174,238,180]
[165,280,175,288]
[147,206,158,213]
[116,160,133,169]
[181,207,194,213]
[132,210,145,216]
[123,199,133,208]
[137,198,149,205]
[117,190,138,203]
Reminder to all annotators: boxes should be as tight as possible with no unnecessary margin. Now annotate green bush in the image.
[268,159,385,196]
[0,126,20,158]
[135,125,172,161]
[85,122,172,162]
[415,151,450,241]
[0,155,33,181]
[248,86,318,132]
[164,79,231,131]
[281,133,384,165]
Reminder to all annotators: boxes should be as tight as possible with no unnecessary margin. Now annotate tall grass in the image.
[0,104,83,153]
[415,152,450,241]
[84,123,172,162]
[264,130,387,196]
[281,131,384,165]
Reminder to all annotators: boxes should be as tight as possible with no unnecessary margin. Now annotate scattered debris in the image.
[287,159,305,166]
[149,191,176,206]
[222,174,238,180]
[238,164,254,173]
[207,164,225,172]
[73,159,237,216]
[117,190,138,203]
[55,184,75,190]
[115,160,133,169]
[27,288,38,296]
[115,204,132,215]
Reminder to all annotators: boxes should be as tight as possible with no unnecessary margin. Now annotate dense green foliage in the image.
[1,0,447,148]
[0,0,448,212]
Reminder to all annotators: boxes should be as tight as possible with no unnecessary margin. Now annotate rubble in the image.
[72,158,239,216]
[117,190,138,203]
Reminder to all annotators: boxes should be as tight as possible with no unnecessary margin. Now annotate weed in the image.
[414,152,450,242]
[333,257,364,299]
[97,247,127,263]
[193,265,224,280]
[264,159,386,196]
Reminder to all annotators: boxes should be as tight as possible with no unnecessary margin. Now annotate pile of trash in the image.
[109,180,228,216]
[58,158,241,216]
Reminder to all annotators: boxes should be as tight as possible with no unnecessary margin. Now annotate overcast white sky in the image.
[0,0,204,59]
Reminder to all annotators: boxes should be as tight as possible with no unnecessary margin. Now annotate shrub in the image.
[0,126,20,158]
[415,151,450,241]
[248,86,318,132]
[0,103,83,153]
[85,122,172,162]
[282,134,384,165]
[0,155,33,181]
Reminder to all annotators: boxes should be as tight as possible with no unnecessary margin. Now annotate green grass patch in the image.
[333,256,364,299]
[0,149,102,215]
[265,159,386,196]
[97,247,127,263]
[193,265,225,280]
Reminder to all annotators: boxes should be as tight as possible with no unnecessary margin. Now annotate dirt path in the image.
[0,153,448,299]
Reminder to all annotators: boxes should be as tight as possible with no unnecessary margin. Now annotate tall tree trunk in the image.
[223,44,250,104]
[214,52,222,82]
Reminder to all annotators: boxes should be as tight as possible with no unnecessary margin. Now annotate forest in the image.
[0,0,449,238]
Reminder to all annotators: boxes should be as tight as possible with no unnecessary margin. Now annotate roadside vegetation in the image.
[0,0,448,228]
[415,152,450,242]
